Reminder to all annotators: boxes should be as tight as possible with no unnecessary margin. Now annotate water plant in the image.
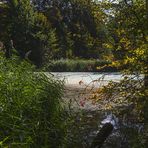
[46,59,114,72]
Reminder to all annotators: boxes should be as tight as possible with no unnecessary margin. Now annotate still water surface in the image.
[51,72,123,86]
[48,72,143,148]
[50,72,143,148]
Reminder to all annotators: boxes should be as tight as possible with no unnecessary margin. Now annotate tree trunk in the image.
[144,73,148,88]
[144,0,148,87]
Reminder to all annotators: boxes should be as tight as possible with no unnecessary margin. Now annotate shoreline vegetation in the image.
[0,57,69,147]
[46,59,118,72]
[0,0,147,147]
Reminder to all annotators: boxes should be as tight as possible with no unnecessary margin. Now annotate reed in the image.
[46,59,116,72]
[0,56,67,147]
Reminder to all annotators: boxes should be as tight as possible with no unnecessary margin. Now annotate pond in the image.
[48,72,143,148]
[50,72,124,111]
[51,72,143,86]
[51,72,122,86]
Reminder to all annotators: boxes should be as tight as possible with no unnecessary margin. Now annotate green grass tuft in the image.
[0,56,67,147]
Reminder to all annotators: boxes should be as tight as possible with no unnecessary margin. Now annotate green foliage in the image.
[7,0,35,56]
[46,59,113,72]
[0,0,54,67]
[37,0,109,59]
[91,0,148,146]
[0,3,9,42]
[44,29,61,60]
[0,0,112,64]
[0,56,68,147]
[30,12,52,67]
[105,0,148,71]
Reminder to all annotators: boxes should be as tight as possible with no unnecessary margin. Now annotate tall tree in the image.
[33,0,109,59]
[7,0,35,57]
[100,0,148,145]
[1,0,55,67]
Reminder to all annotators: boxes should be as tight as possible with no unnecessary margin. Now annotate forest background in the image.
[0,0,148,147]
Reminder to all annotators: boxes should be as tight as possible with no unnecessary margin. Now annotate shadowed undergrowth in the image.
[0,56,68,147]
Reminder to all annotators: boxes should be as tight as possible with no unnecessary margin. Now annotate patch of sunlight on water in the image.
[51,72,122,86]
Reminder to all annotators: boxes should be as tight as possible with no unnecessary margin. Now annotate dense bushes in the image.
[46,59,117,72]
[0,56,67,147]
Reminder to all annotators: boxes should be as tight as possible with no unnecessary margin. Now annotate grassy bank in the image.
[0,56,69,147]
[46,59,117,72]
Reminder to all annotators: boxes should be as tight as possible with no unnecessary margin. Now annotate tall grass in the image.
[0,56,67,147]
[46,59,116,72]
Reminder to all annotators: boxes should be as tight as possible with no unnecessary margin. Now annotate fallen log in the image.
[90,123,113,148]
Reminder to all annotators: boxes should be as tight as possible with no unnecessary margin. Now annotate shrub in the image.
[46,59,115,72]
[0,56,66,147]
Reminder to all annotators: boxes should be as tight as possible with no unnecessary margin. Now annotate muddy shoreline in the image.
[62,84,139,148]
